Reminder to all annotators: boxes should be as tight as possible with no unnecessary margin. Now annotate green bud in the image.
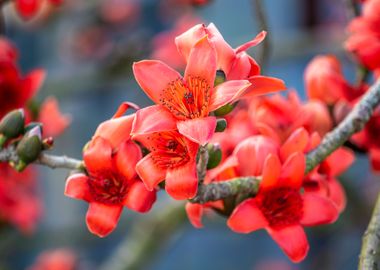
[215,118,227,132]
[15,126,43,171]
[214,70,226,86]
[0,109,25,146]
[206,143,222,169]
[213,102,237,117]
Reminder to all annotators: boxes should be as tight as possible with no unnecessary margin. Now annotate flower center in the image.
[147,131,191,169]
[88,173,129,205]
[159,76,211,120]
[258,187,303,229]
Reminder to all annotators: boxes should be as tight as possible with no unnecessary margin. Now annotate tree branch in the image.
[197,145,209,185]
[359,192,380,269]
[191,79,380,204]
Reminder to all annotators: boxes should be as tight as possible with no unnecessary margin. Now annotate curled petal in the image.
[279,152,305,189]
[133,60,182,104]
[280,127,309,161]
[124,181,157,213]
[94,114,134,148]
[235,31,267,54]
[267,225,309,263]
[112,102,140,118]
[64,174,92,202]
[115,141,142,181]
[301,193,339,226]
[166,161,198,200]
[185,203,204,228]
[83,137,113,173]
[136,154,166,191]
[177,117,217,145]
[86,202,123,237]
[242,76,286,99]
[227,198,268,233]
[209,80,251,111]
[184,35,217,89]
[131,105,177,136]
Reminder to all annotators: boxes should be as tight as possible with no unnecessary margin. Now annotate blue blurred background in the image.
[1,0,379,269]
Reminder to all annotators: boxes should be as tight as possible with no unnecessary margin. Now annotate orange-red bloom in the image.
[175,23,286,98]
[14,0,63,20]
[227,151,338,263]
[65,104,156,237]
[345,0,380,70]
[132,106,199,199]
[27,248,77,270]
[133,36,251,145]
[38,97,71,137]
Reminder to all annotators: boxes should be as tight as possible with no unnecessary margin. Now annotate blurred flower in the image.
[14,0,63,20]
[38,97,71,137]
[65,104,156,237]
[100,0,140,25]
[27,248,77,270]
[227,151,338,263]
[0,164,42,234]
[345,0,380,70]
[151,14,201,70]
[133,36,251,145]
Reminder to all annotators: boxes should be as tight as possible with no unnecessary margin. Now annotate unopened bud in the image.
[207,143,222,169]
[214,70,226,86]
[215,118,227,132]
[42,137,54,150]
[0,109,25,147]
[213,102,237,117]
[15,126,43,171]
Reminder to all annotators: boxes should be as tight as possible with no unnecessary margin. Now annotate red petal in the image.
[15,0,41,19]
[38,97,71,137]
[114,141,142,180]
[112,102,139,118]
[185,203,204,228]
[209,80,251,111]
[235,31,267,54]
[86,202,122,237]
[267,225,309,263]
[83,137,113,173]
[64,174,92,202]
[301,193,339,226]
[320,147,355,176]
[166,161,198,200]
[242,76,286,99]
[131,105,177,136]
[135,154,166,190]
[280,127,309,162]
[279,152,305,189]
[123,181,157,213]
[22,69,45,101]
[175,24,206,61]
[133,60,182,104]
[370,149,380,172]
[227,198,268,233]
[184,35,216,89]
[94,114,134,148]
[328,178,347,213]
[177,116,216,145]
[261,154,282,190]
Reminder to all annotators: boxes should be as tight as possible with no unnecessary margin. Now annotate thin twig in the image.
[359,192,380,269]
[252,0,271,69]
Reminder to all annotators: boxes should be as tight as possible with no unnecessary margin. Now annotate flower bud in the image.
[215,118,227,132]
[214,70,226,86]
[15,126,43,171]
[0,109,25,147]
[42,137,54,150]
[207,143,222,169]
[24,122,43,134]
[213,102,237,117]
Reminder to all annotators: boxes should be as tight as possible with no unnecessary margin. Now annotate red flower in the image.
[132,107,199,199]
[133,36,251,145]
[27,248,77,270]
[227,152,338,263]
[0,164,42,234]
[175,23,286,98]
[38,97,71,137]
[304,55,353,105]
[65,104,156,237]
[14,0,63,20]
[345,0,380,70]
[250,91,332,143]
